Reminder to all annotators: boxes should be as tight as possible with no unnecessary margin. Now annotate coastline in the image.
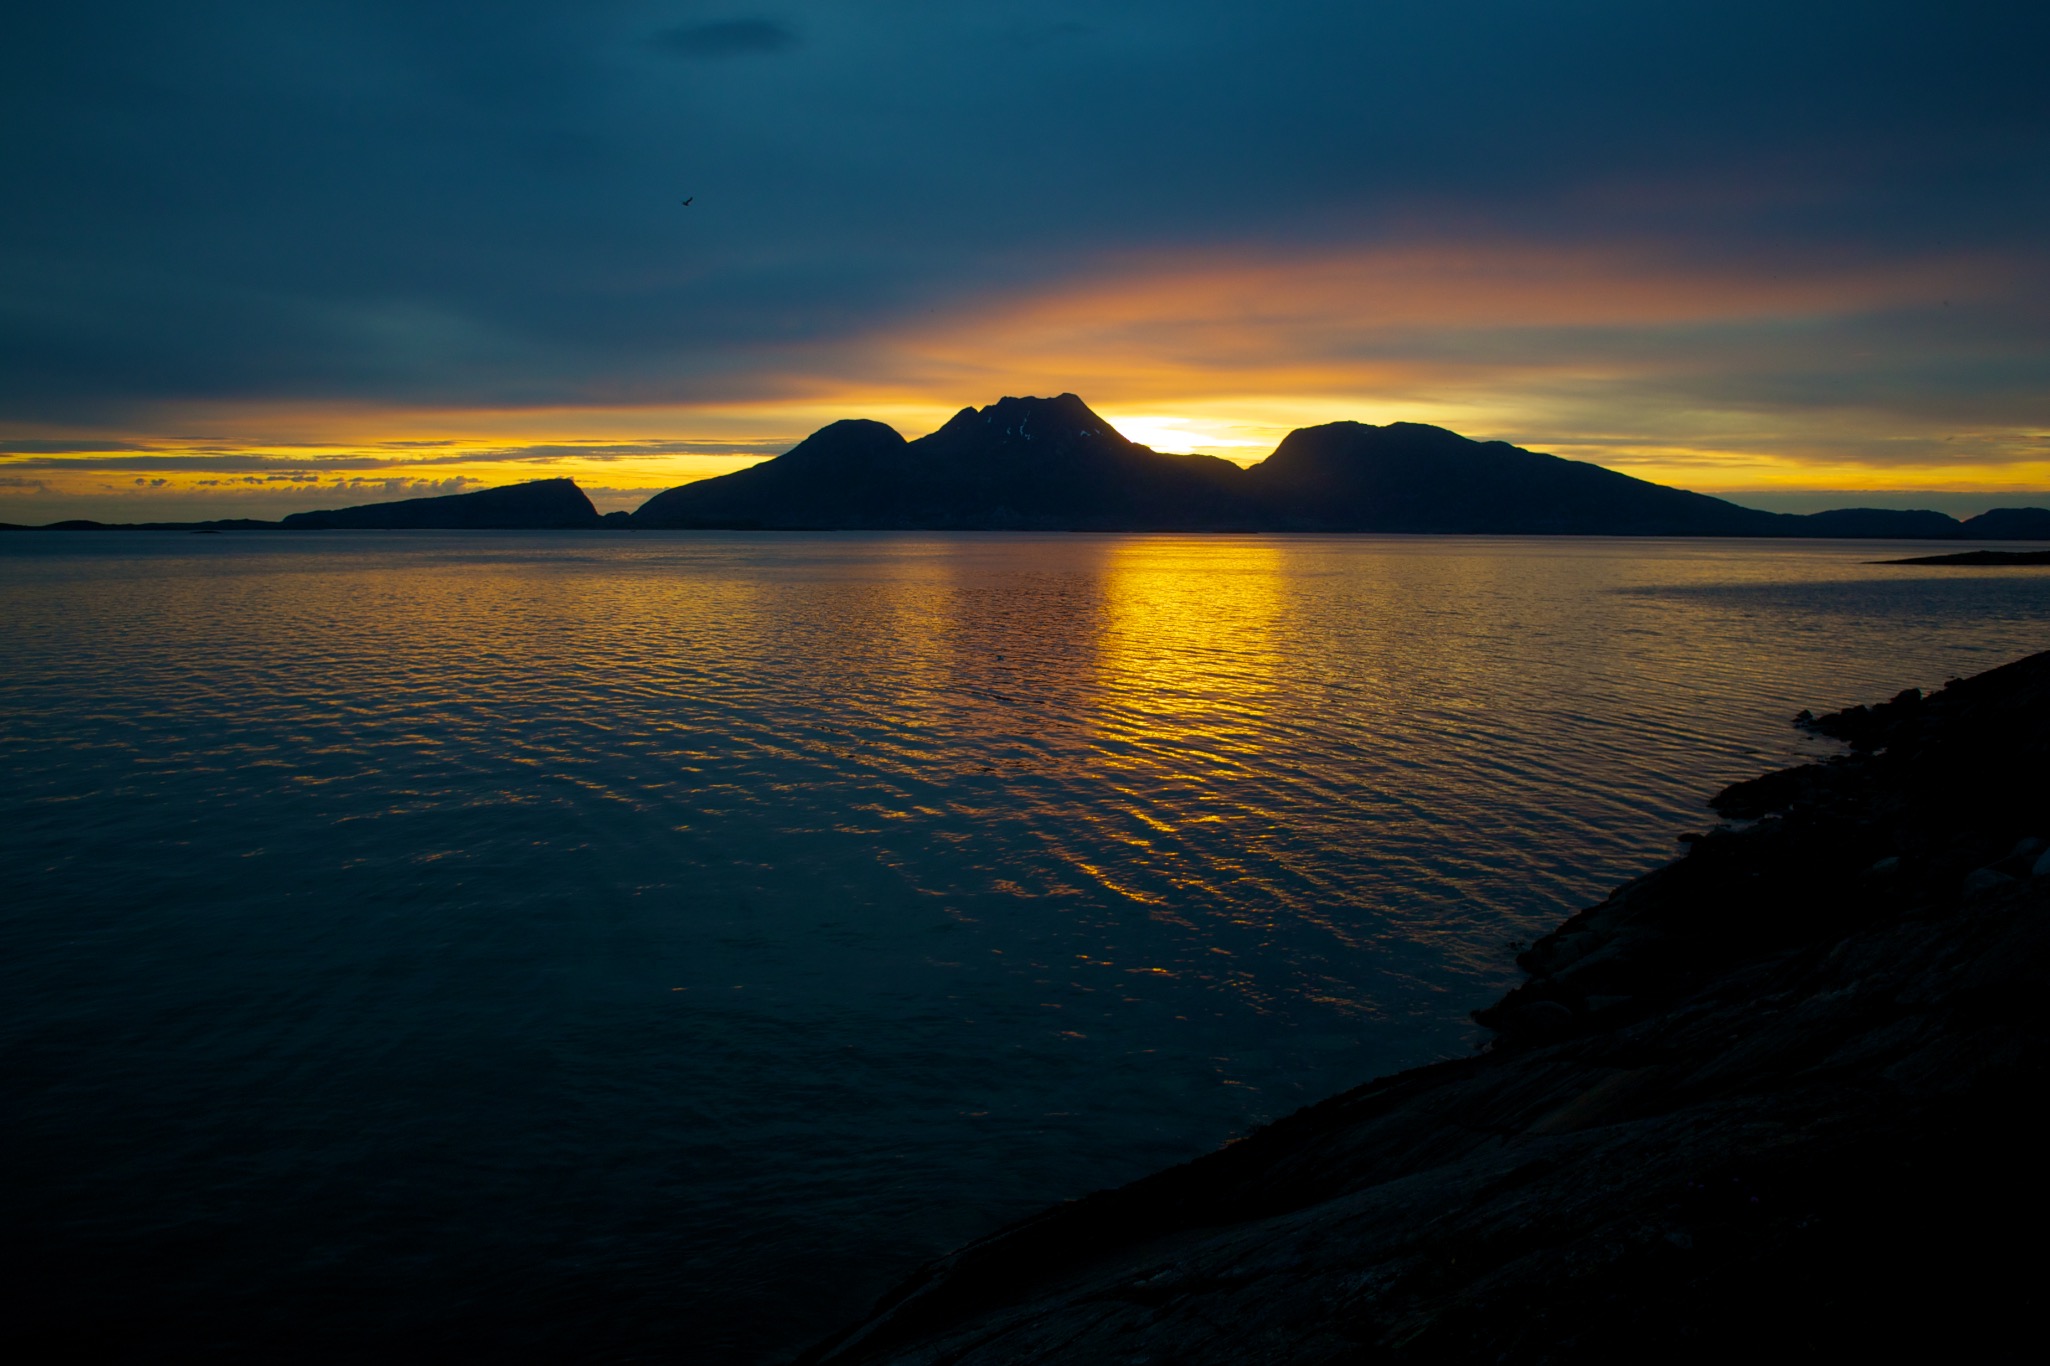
[797,651,2050,1363]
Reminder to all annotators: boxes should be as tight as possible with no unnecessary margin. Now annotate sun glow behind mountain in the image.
[6,4,2048,523]
[9,226,2047,523]
[1097,415,1277,462]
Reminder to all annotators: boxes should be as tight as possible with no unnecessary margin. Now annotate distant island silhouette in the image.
[628,394,2049,537]
[280,477,607,530]
[5,477,624,533]
[9,395,2049,538]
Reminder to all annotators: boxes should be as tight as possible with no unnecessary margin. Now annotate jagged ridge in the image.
[632,394,1249,530]
[632,395,2050,538]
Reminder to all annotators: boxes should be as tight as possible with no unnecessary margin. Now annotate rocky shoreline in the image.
[796,651,2050,1363]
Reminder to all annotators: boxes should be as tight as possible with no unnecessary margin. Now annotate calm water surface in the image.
[3,531,2045,1361]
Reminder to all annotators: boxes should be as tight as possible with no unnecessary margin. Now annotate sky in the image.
[4,1,2048,520]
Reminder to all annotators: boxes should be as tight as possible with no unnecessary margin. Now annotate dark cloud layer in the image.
[1,1,2045,444]
[652,18,799,58]
[0,439,794,472]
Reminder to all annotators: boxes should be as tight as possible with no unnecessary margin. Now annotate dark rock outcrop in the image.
[281,478,601,530]
[632,396,1250,530]
[798,652,2050,1364]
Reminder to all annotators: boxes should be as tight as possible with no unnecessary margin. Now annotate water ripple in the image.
[2,530,2046,1362]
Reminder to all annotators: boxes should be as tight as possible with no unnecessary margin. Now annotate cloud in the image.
[1010,21,1094,49]
[3,1,2047,507]
[0,439,153,454]
[449,439,797,461]
[319,476,478,496]
[650,18,799,59]
[0,438,798,474]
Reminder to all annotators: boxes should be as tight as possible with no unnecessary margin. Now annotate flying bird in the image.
[680,196,694,207]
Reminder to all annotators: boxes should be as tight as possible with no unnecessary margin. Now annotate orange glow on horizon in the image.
[6,237,2044,520]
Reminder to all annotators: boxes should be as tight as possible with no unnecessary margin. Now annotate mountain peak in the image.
[625,396,1929,539]
[932,393,1119,445]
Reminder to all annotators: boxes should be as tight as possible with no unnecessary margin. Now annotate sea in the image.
[3,530,2045,1362]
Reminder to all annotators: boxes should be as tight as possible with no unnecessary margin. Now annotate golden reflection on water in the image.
[1085,538,1291,937]
[9,531,2047,1033]
[1095,537,1290,762]
[6,529,2050,1365]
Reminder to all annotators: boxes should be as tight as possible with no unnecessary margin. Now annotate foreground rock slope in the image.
[799,651,2050,1363]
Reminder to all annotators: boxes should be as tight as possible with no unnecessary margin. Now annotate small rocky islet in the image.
[798,649,2050,1363]
[1880,548,2050,566]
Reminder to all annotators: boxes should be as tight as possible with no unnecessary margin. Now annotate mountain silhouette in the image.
[1791,507,1965,539]
[281,478,601,530]
[632,395,1250,529]
[1958,507,2050,540]
[632,395,1777,535]
[10,401,2048,538]
[628,395,2050,538]
[1241,420,1779,535]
